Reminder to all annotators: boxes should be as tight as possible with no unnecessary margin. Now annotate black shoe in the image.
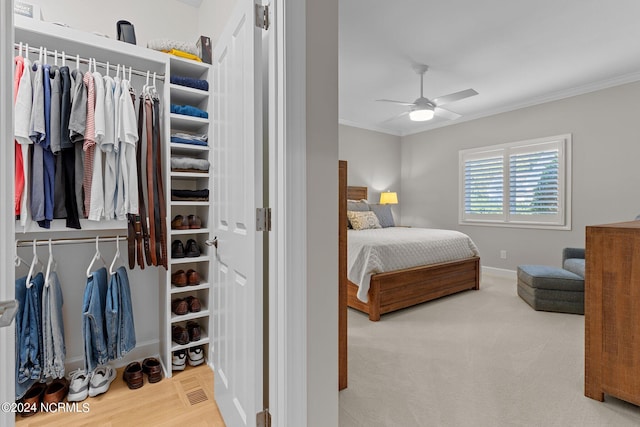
[185,239,201,257]
[172,240,185,258]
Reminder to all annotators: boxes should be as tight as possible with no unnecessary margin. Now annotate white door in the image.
[212,1,265,425]
[0,0,16,425]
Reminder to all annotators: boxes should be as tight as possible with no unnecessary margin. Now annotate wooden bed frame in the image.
[339,160,480,322]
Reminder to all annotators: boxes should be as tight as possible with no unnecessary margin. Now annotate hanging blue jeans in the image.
[82,267,108,372]
[106,266,136,360]
[18,273,44,384]
[42,272,66,379]
[15,276,35,400]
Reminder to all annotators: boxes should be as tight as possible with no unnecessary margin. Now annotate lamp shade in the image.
[379,192,398,205]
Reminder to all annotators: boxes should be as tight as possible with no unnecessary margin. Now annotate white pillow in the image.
[347,211,382,230]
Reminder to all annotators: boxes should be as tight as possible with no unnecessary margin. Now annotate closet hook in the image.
[26,239,40,288]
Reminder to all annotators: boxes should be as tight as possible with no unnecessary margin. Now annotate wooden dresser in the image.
[585,220,640,405]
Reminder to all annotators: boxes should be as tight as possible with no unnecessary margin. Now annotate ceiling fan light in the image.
[409,108,435,121]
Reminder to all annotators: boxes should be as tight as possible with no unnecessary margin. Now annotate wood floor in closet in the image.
[15,364,225,426]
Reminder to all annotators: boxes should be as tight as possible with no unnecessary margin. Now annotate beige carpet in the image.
[339,274,640,427]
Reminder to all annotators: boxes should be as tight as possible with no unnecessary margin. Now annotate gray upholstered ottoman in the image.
[517,265,585,314]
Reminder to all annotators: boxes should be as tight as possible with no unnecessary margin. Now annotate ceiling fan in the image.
[377,64,478,122]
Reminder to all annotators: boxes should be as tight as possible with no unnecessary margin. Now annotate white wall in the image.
[401,81,640,270]
[197,0,237,48]
[307,0,339,425]
[23,0,201,48]
[339,124,402,219]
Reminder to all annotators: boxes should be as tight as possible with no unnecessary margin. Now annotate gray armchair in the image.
[562,247,585,278]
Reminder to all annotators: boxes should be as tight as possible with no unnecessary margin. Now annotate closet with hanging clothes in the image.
[12,15,173,418]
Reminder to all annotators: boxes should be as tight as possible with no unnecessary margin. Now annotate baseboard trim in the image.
[64,339,160,373]
[482,266,517,280]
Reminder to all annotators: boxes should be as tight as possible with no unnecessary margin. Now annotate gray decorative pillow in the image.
[347,199,370,212]
[347,211,382,230]
[369,204,395,228]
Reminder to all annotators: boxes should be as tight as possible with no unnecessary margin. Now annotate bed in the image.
[338,160,480,323]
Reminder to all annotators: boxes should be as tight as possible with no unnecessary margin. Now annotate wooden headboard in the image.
[347,186,368,201]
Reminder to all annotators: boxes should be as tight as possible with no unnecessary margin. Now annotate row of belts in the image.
[127,92,167,269]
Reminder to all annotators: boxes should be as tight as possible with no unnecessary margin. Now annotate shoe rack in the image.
[162,56,213,377]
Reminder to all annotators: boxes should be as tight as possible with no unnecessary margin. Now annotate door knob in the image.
[205,237,218,248]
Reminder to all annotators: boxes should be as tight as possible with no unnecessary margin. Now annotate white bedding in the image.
[348,227,480,302]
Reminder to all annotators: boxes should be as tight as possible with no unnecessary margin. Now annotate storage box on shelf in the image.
[164,55,213,378]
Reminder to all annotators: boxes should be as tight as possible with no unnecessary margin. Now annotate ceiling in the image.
[339,0,640,136]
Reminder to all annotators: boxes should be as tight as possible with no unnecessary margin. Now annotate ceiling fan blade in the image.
[381,111,409,124]
[432,89,478,107]
[376,99,415,106]
[434,107,461,121]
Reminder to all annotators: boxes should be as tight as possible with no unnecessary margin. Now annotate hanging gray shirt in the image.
[69,69,87,144]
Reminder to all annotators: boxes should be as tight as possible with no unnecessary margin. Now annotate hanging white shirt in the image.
[119,79,139,215]
[93,71,106,145]
[103,75,117,219]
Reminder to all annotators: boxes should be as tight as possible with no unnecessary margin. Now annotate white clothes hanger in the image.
[14,240,27,268]
[86,236,107,278]
[26,239,42,288]
[44,238,57,287]
[54,49,58,66]
[43,47,47,65]
[25,43,29,61]
[106,61,110,77]
[62,51,66,67]
[18,42,23,57]
[128,66,132,81]
[76,54,80,70]
[116,64,120,79]
[38,46,43,63]
[109,236,122,275]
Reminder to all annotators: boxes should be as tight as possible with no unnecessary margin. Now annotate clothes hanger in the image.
[14,240,27,268]
[54,49,58,66]
[38,46,43,63]
[76,54,80,70]
[26,239,42,288]
[18,42,23,57]
[25,43,28,61]
[143,70,150,95]
[106,61,109,77]
[109,236,122,275]
[86,236,107,278]
[62,50,65,67]
[44,238,57,287]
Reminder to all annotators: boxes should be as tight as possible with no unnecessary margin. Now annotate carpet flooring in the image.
[339,273,640,427]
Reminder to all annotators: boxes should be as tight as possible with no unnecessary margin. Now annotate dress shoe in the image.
[171,215,188,230]
[123,362,144,390]
[188,214,202,229]
[172,325,190,345]
[186,269,200,286]
[20,382,46,417]
[43,377,69,404]
[187,321,201,342]
[171,269,187,287]
[185,239,201,257]
[171,240,185,259]
[142,358,163,383]
[185,296,202,312]
[171,298,189,316]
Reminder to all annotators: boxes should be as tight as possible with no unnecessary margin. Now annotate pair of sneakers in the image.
[67,365,117,402]
[172,346,204,371]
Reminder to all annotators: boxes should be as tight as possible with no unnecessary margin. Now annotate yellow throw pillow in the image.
[347,211,382,230]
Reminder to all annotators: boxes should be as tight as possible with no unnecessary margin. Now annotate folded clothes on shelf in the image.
[171,132,208,142]
[171,104,209,119]
[170,136,208,147]
[171,156,210,173]
[171,189,209,201]
[147,39,199,56]
[162,49,202,62]
[170,75,209,92]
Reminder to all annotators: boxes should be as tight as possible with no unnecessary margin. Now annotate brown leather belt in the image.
[153,96,168,268]
[145,98,158,266]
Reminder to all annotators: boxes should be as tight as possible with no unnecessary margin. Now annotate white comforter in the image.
[348,227,480,302]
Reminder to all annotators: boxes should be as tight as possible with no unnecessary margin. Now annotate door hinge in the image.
[255,4,270,30]
[257,409,271,427]
[256,207,271,231]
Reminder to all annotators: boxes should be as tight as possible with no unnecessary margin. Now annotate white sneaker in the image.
[67,369,90,402]
[172,350,187,371]
[188,346,204,367]
[89,365,116,397]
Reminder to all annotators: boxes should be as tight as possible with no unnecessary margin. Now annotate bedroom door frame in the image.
[0,0,16,426]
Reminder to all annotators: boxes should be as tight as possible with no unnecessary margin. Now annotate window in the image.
[459,134,571,229]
